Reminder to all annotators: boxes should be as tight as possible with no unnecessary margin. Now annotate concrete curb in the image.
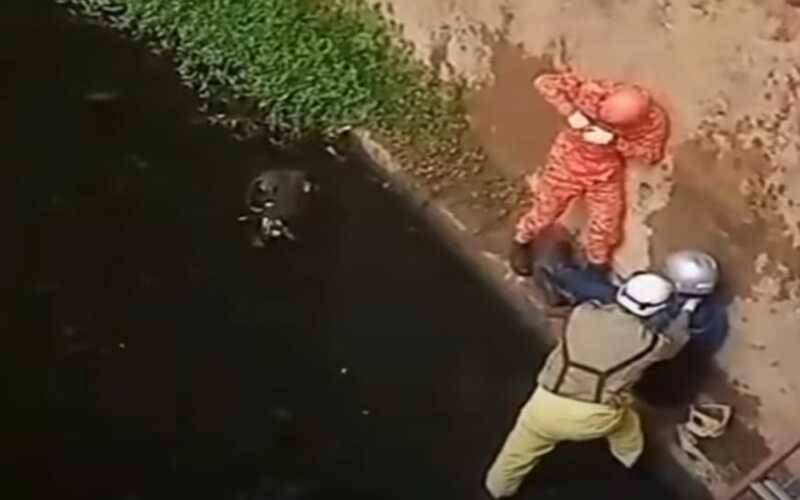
[350,128,567,338]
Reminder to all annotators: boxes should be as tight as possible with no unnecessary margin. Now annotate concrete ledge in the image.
[351,128,554,337]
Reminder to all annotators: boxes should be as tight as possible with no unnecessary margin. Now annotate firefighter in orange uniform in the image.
[510,71,669,277]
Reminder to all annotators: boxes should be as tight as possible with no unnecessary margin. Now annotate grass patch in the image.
[58,0,528,209]
[57,0,465,146]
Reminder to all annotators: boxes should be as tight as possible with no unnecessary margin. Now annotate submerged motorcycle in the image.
[237,169,315,247]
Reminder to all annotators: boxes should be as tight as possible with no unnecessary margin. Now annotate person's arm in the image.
[655,299,697,360]
[533,72,587,116]
[656,312,690,360]
[615,102,670,164]
[688,297,730,352]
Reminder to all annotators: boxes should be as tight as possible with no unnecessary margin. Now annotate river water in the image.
[4,2,678,499]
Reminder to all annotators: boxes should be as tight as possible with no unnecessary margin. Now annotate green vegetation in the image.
[58,0,465,144]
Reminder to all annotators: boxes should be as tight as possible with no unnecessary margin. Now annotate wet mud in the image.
[650,140,800,298]
[466,41,561,180]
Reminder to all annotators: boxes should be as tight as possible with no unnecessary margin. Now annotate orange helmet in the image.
[599,86,651,126]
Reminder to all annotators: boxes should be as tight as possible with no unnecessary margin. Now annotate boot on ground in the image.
[509,241,534,276]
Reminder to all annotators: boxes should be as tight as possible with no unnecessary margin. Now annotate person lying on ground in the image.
[535,243,728,353]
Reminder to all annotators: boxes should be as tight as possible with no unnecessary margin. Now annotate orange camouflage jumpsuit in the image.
[515,72,669,265]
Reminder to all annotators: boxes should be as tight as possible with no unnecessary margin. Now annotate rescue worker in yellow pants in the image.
[485,272,699,498]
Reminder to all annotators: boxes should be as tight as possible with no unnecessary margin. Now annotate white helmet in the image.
[616,272,674,317]
[662,250,719,296]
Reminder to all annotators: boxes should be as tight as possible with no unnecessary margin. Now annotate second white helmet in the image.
[616,272,674,317]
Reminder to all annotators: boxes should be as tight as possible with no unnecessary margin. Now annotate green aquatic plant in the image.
[58,0,465,145]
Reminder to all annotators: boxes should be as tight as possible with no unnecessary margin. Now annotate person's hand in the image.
[682,298,702,313]
[567,110,590,129]
[582,125,615,145]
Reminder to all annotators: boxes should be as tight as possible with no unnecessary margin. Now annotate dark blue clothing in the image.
[546,263,617,304]
[545,263,729,352]
[672,293,729,353]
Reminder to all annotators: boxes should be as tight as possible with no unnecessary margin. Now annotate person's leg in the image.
[606,407,645,468]
[512,164,582,276]
[545,263,617,304]
[515,165,582,245]
[484,394,559,498]
[584,174,625,268]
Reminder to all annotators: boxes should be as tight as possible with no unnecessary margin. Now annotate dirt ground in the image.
[371,0,800,496]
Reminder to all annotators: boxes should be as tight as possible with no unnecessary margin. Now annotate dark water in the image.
[3,2,678,499]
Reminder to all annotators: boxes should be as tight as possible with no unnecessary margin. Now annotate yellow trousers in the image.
[485,386,644,498]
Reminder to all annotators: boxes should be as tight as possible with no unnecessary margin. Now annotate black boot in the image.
[548,240,574,268]
[509,241,534,276]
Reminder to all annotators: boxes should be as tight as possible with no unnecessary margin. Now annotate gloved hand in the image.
[682,298,702,313]
[582,125,615,145]
[567,110,590,130]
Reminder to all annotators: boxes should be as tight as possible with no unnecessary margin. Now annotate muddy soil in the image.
[466,42,561,181]
[650,140,800,299]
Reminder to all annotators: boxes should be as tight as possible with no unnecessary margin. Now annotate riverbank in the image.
[39,0,800,498]
[364,1,800,497]
[6,1,686,499]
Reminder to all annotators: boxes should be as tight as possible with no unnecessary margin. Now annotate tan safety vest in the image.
[537,302,689,405]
